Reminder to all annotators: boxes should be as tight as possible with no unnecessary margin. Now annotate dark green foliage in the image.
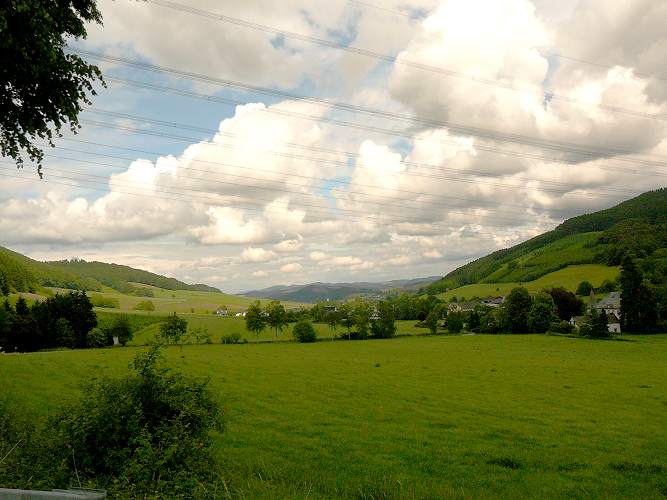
[110,315,132,346]
[86,326,112,348]
[292,320,317,343]
[424,307,441,335]
[245,301,266,340]
[352,300,373,338]
[446,311,464,333]
[14,296,28,316]
[576,281,594,296]
[160,313,188,344]
[30,291,96,350]
[620,257,659,332]
[371,301,396,338]
[0,272,10,295]
[44,347,224,496]
[503,287,532,333]
[546,287,583,320]
[581,309,611,339]
[266,300,288,337]
[528,292,557,333]
[548,320,575,335]
[221,332,243,344]
[597,279,618,293]
[0,0,104,174]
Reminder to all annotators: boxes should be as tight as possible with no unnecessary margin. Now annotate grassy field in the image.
[113,314,430,344]
[1,334,665,498]
[44,284,305,315]
[438,264,620,301]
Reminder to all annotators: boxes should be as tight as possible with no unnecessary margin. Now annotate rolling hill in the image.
[244,277,440,303]
[426,188,667,295]
[0,247,219,295]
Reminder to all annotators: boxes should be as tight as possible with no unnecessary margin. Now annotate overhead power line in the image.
[82,107,659,194]
[72,53,667,170]
[0,166,548,237]
[143,0,667,123]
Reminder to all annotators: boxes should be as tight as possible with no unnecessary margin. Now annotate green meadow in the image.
[438,264,620,301]
[1,334,666,498]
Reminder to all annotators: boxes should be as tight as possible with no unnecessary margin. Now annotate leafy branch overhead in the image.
[0,0,105,176]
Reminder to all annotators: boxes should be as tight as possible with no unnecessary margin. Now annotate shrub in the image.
[134,300,155,311]
[160,313,188,344]
[110,315,133,346]
[547,320,575,335]
[47,346,224,497]
[221,332,243,344]
[90,295,119,308]
[86,326,112,348]
[293,321,317,343]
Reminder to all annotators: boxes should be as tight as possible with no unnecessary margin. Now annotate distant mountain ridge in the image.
[244,277,440,303]
[426,188,667,294]
[0,247,220,294]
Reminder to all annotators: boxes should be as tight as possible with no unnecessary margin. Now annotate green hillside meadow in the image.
[437,264,620,301]
[1,335,665,498]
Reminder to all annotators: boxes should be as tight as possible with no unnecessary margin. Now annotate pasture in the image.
[1,334,665,498]
[437,264,620,301]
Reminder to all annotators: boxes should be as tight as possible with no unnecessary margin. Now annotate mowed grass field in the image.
[1,334,666,498]
[438,264,620,301]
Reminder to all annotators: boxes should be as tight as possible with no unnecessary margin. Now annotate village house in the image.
[480,296,505,308]
[215,308,228,317]
[591,291,621,317]
[448,301,478,313]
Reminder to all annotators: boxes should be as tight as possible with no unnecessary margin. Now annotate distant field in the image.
[438,264,620,301]
[45,284,305,314]
[1,335,665,498]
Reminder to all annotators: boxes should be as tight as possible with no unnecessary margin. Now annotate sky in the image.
[2,0,667,293]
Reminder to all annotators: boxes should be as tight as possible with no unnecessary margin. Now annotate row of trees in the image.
[0,291,137,352]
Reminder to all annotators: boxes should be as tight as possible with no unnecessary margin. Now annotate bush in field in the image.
[547,320,575,335]
[221,332,243,344]
[293,321,317,343]
[134,300,155,311]
[86,326,112,348]
[580,309,611,339]
[576,281,594,296]
[90,295,119,308]
[160,313,188,344]
[110,315,133,346]
[46,346,224,497]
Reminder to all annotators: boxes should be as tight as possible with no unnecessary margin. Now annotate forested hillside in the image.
[0,247,219,294]
[427,188,667,294]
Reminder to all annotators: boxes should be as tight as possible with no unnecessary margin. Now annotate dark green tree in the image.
[582,309,610,339]
[1,0,104,175]
[576,281,594,296]
[0,272,9,296]
[265,300,288,337]
[446,311,464,333]
[620,256,658,332]
[424,308,441,335]
[245,301,266,341]
[292,320,317,343]
[546,287,584,320]
[110,315,133,346]
[503,287,532,333]
[528,292,557,333]
[160,313,188,344]
[352,300,372,339]
[337,302,354,339]
[372,301,396,339]
[14,296,29,316]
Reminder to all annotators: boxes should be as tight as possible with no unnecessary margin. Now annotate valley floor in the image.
[1,334,666,498]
